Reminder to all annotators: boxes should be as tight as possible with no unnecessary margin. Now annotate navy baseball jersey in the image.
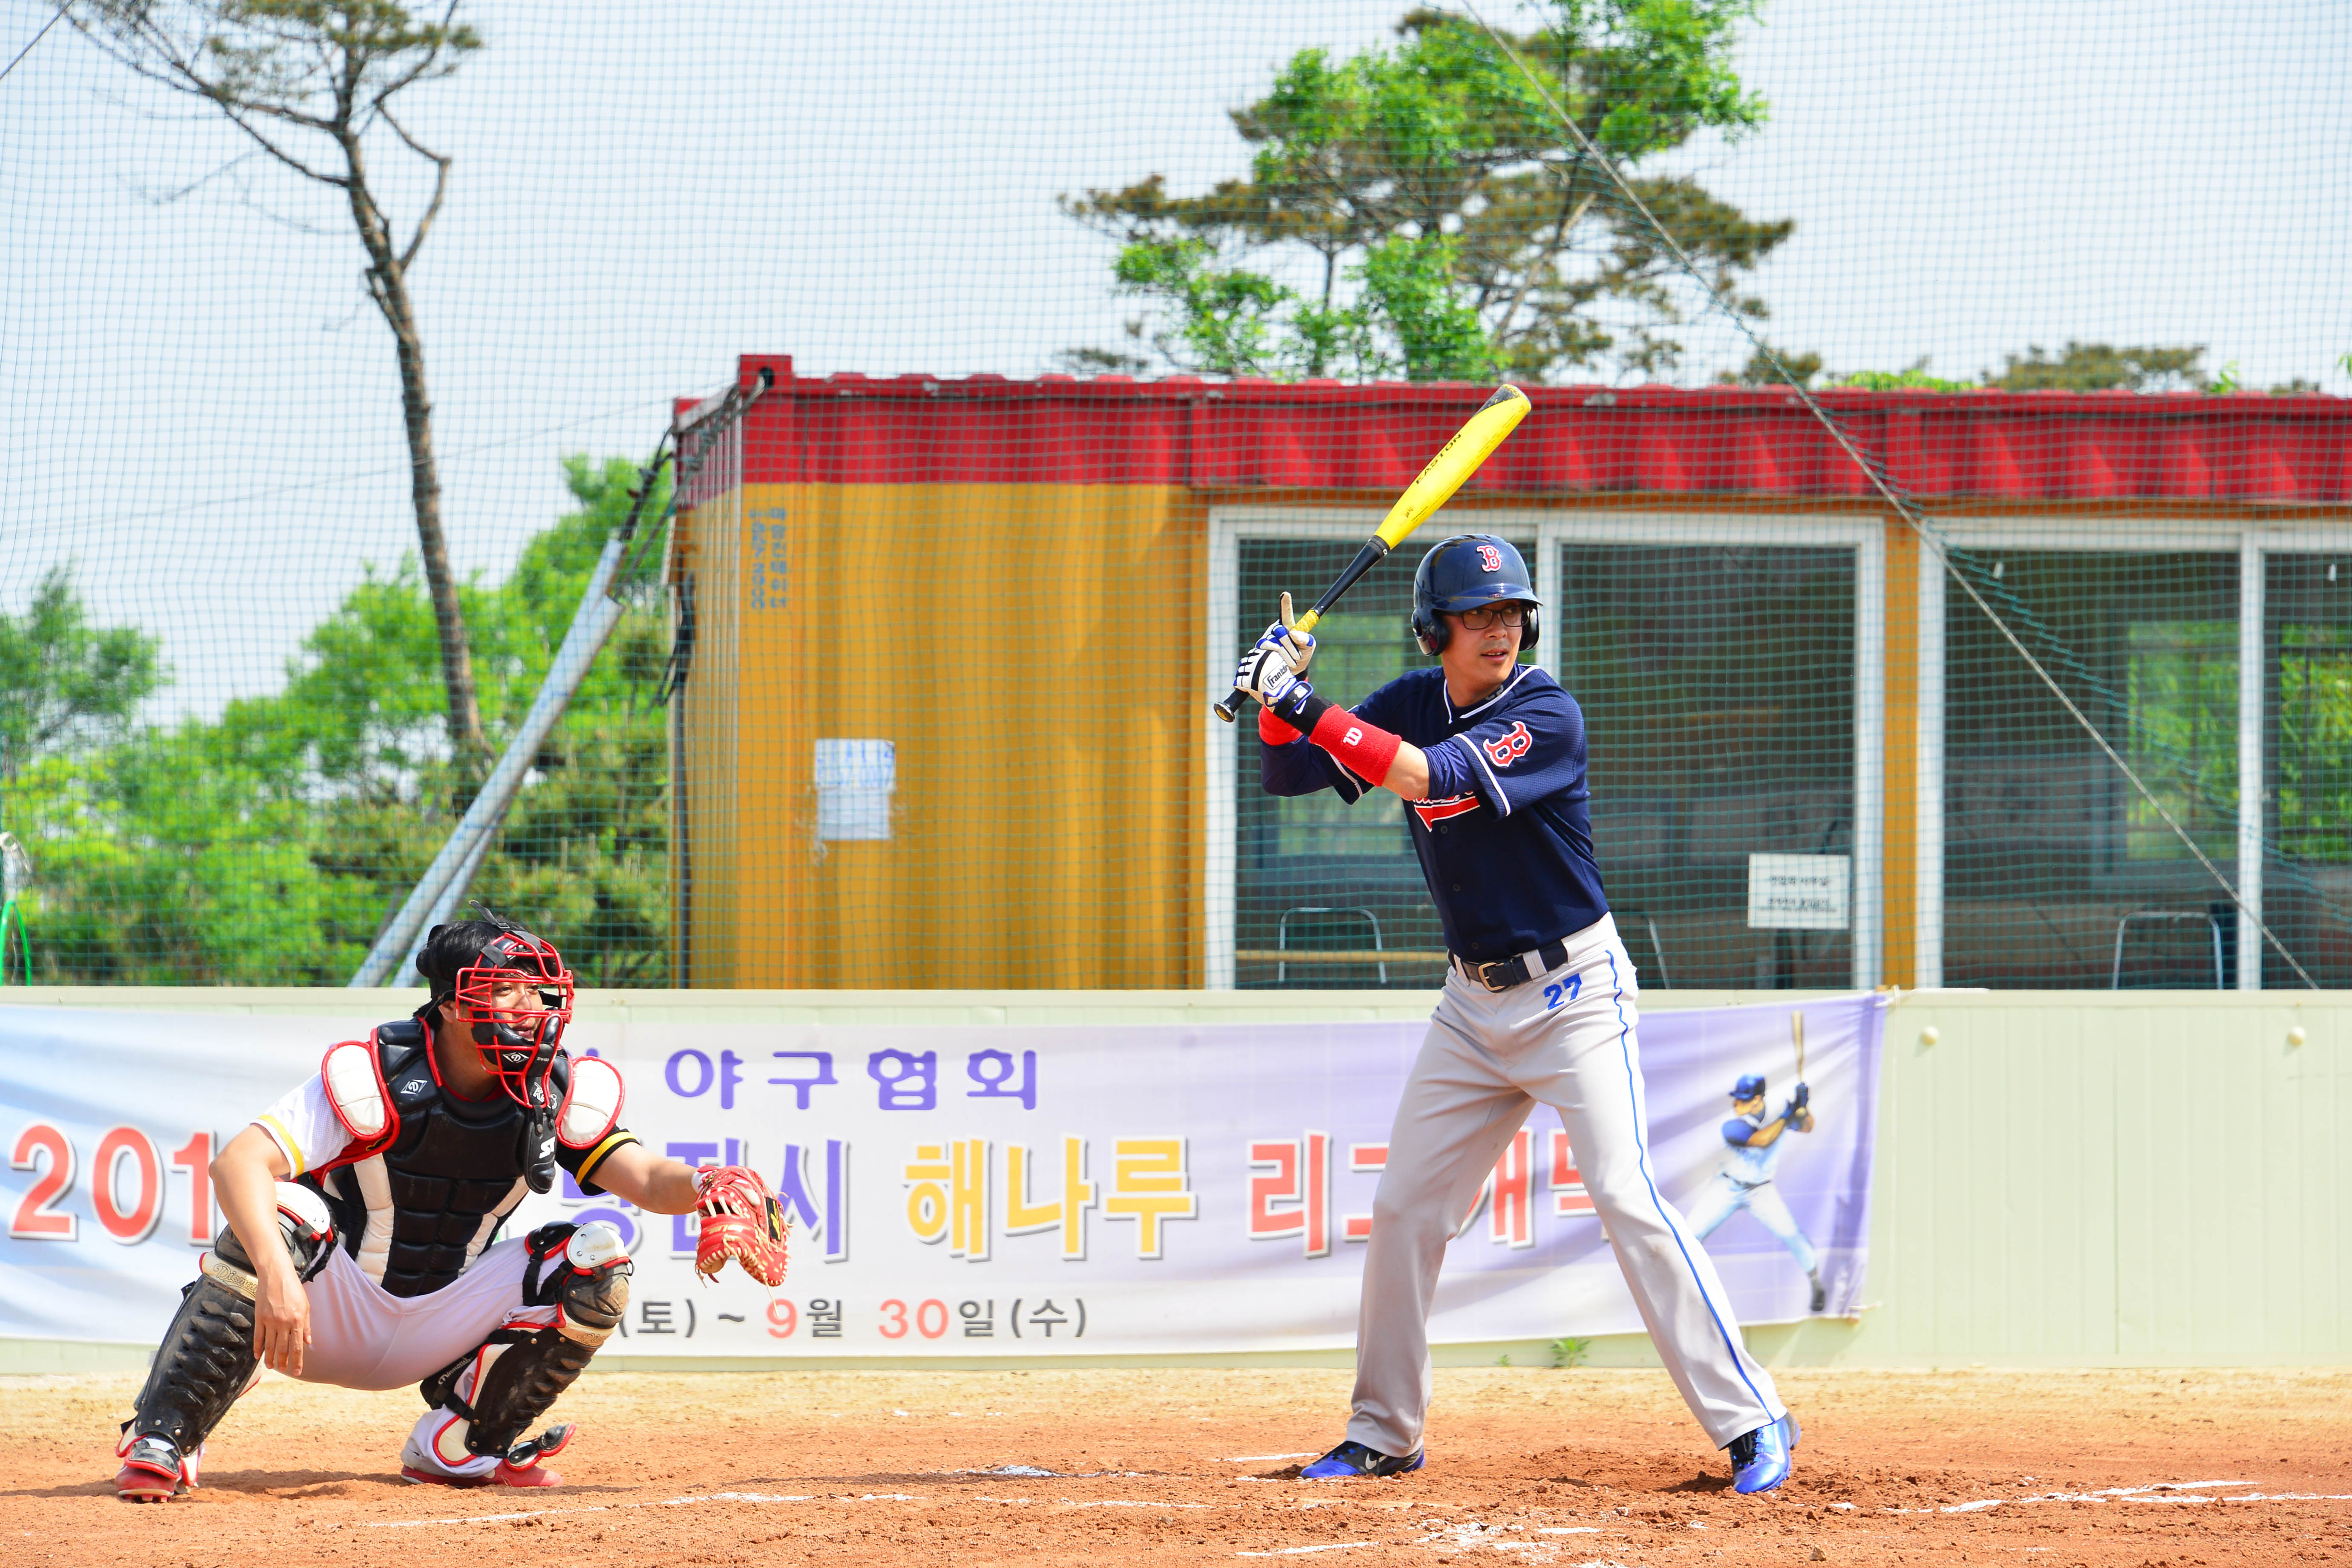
[1259,663,1610,960]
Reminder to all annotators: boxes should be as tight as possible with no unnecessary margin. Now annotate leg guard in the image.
[409,1221,629,1484]
[115,1184,335,1502]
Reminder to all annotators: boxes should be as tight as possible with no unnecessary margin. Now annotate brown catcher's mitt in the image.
[693,1165,789,1287]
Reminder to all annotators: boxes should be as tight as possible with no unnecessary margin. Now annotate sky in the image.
[3,0,2348,724]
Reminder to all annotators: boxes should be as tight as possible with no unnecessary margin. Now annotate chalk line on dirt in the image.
[1874,1479,2352,1516]
[1234,1543,1378,1556]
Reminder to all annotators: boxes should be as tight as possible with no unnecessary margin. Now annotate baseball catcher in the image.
[112,912,786,1501]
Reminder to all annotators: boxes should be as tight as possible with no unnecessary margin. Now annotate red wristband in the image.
[1308,705,1402,787]
[1258,705,1303,745]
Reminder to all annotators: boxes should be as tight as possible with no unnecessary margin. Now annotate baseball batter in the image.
[110,913,787,1502]
[1687,1074,1826,1313]
[1234,533,1800,1493]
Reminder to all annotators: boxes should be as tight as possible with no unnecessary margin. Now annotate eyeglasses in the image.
[1455,602,1528,630]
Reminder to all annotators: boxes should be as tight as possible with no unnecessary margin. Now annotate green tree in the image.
[1989,342,2205,393]
[1064,3,1789,382]
[8,455,674,986]
[0,568,163,784]
[1716,341,1822,388]
[1839,364,1975,393]
[68,0,495,767]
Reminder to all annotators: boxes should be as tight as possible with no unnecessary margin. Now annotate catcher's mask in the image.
[421,913,575,1111]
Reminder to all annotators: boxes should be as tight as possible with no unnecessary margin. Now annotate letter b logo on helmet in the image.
[1412,534,1541,655]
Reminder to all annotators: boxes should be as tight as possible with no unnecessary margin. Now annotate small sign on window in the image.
[1746,853,1849,931]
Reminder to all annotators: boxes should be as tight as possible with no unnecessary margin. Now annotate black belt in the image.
[1453,938,1573,993]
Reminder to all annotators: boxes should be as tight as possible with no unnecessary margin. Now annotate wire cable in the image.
[0,4,65,89]
[1460,0,2319,989]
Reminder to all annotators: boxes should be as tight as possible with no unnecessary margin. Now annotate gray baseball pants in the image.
[1344,913,1786,1456]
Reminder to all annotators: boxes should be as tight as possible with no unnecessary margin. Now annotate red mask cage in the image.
[449,930,576,1110]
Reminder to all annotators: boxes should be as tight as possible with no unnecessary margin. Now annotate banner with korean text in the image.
[0,995,1882,1356]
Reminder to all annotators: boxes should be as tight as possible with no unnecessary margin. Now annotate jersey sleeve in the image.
[253,1075,354,1177]
[1720,1118,1756,1147]
[555,1127,642,1198]
[1258,733,1372,803]
[1452,683,1585,819]
[1255,672,1420,803]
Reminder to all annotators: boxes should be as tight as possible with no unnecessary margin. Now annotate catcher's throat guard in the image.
[452,928,576,1112]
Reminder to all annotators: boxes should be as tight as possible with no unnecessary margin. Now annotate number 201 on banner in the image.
[9,1124,219,1246]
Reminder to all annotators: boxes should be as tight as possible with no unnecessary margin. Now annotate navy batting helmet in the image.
[1732,1074,1767,1101]
[1412,533,1541,655]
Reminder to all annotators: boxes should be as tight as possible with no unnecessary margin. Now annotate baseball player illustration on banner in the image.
[109,911,788,1502]
[1237,533,1801,1494]
[1687,1064,1825,1314]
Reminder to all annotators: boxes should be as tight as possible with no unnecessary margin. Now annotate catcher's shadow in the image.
[2,1468,641,1501]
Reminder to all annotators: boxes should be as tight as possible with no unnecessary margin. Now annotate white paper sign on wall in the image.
[1746,853,1850,931]
[815,738,894,841]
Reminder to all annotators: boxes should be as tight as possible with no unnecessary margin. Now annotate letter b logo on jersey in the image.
[1476,543,1502,573]
[1482,721,1533,768]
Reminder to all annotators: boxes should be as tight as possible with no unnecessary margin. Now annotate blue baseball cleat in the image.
[1728,1412,1801,1494]
[1299,1440,1426,1480]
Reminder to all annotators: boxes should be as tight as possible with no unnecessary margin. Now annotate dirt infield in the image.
[4,1365,2346,1565]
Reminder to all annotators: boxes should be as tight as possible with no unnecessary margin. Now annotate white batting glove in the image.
[1255,592,1317,676]
[1234,644,1308,710]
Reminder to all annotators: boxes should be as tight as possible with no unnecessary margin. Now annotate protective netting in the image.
[3,2,2348,991]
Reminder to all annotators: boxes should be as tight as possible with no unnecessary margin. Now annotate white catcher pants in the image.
[294,1236,541,1479]
[1346,914,1786,1455]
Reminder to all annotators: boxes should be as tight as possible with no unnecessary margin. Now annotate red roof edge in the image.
[712,356,2352,504]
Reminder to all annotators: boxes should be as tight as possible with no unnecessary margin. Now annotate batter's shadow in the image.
[1526,1463,1728,1493]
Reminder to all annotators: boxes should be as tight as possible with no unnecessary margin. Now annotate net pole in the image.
[347,512,643,986]
[387,814,499,989]
[347,368,769,986]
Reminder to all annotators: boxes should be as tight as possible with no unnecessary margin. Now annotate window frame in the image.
[1917,517,2352,990]
[1205,506,1885,991]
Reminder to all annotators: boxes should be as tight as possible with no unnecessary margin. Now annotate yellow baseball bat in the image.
[1213,383,1533,722]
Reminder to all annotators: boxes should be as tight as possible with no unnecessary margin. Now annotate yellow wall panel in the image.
[678,480,1205,987]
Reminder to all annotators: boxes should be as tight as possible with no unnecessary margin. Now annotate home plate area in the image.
[6,1366,2346,1565]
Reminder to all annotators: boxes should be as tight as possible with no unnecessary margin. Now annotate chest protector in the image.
[302,1020,571,1299]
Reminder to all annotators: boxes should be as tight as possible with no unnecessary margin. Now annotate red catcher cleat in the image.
[491,1458,563,1487]
[400,1423,575,1489]
[114,1434,195,1502]
[496,1421,575,1487]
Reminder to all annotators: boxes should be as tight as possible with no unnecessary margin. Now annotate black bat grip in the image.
[1211,538,1388,723]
